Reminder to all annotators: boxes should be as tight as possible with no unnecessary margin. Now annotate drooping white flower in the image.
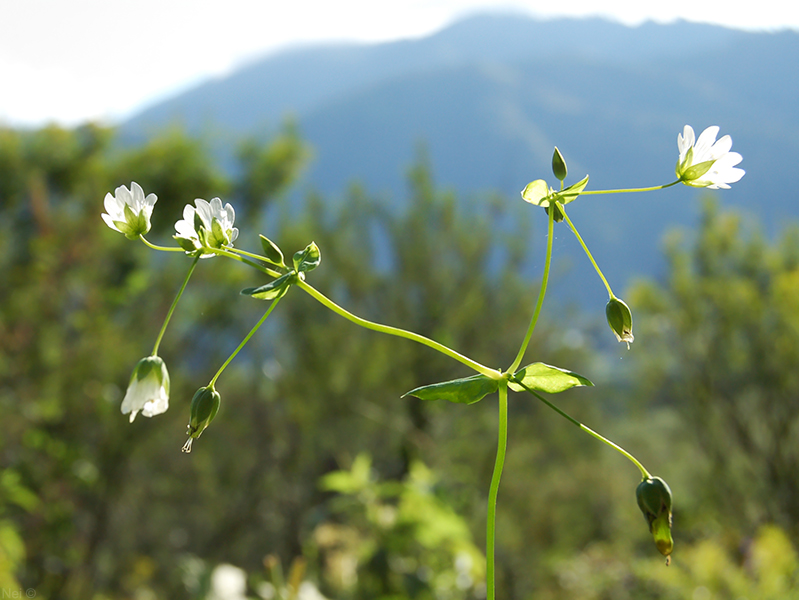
[101,182,157,239]
[675,125,744,189]
[174,198,239,257]
[121,356,170,423]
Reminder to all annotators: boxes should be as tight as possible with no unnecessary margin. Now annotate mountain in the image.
[121,13,799,306]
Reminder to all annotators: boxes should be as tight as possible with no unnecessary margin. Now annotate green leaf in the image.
[241,272,294,300]
[402,374,498,405]
[557,174,589,205]
[293,241,321,273]
[521,179,551,206]
[259,234,286,267]
[509,362,594,394]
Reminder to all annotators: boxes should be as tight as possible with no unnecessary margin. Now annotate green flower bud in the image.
[636,476,674,560]
[182,386,221,453]
[606,296,634,347]
[552,146,568,181]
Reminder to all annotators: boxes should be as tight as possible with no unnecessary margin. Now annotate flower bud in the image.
[552,147,568,181]
[182,386,221,453]
[606,296,634,347]
[636,476,674,559]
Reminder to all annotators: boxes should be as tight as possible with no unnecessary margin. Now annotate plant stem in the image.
[486,381,509,600]
[509,204,555,374]
[295,279,500,379]
[209,297,283,387]
[210,246,283,278]
[561,180,681,197]
[152,256,199,355]
[559,204,615,298]
[138,235,186,252]
[528,388,650,479]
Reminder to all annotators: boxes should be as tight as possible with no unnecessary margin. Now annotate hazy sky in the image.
[2,0,797,127]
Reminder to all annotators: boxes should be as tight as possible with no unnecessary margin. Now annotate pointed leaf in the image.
[241,272,294,300]
[402,374,498,405]
[557,174,589,205]
[293,241,321,273]
[509,362,594,394]
[259,234,286,267]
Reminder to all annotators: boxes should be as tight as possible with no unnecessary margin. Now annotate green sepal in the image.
[556,174,589,205]
[293,241,321,273]
[552,146,568,181]
[173,235,200,254]
[259,235,286,268]
[545,202,565,223]
[402,374,499,405]
[521,179,552,206]
[241,272,294,300]
[210,217,228,247]
[187,386,221,439]
[508,362,594,394]
[678,159,715,184]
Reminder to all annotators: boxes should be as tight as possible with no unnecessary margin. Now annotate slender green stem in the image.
[486,382,508,600]
[209,246,284,278]
[559,204,615,298]
[528,388,650,479]
[138,235,186,252]
[296,279,500,379]
[209,297,283,387]
[561,180,681,198]
[228,246,286,269]
[151,256,199,356]
[508,204,555,374]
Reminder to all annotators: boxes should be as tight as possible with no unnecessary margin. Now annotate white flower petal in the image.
[101,213,121,232]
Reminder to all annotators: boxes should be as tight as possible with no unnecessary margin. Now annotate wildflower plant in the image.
[103,125,743,594]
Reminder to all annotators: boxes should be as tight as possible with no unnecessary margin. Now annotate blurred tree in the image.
[109,127,230,236]
[235,121,310,222]
[631,199,799,538]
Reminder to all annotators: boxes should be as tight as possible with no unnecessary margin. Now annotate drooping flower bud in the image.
[182,386,221,452]
[606,296,634,347]
[636,476,674,560]
[552,146,568,182]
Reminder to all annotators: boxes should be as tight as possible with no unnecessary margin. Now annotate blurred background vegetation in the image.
[2,123,799,599]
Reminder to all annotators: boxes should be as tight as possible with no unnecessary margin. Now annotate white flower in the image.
[174,198,239,257]
[102,182,157,239]
[121,356,170,423]
[676,125,744,189]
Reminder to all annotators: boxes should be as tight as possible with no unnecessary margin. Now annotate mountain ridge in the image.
[120,13,799,305]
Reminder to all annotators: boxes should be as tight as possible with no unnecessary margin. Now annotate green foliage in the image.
[314,454,484,600]
[4,121,798,600]
[509,362,593,394]
[630,199,799,537]
[403,375,499,405]
[110,127,229,235]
